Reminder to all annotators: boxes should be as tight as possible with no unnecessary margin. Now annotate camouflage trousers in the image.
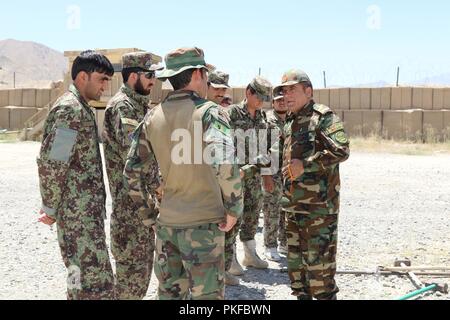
[286,205,339,300]
[56,210,115,300]
[155,223,225,300]
[262,175,287,248]
[225,174,262,270]
[111,200,155,300]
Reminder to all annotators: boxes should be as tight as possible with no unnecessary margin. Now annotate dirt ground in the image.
[0,141,449,300]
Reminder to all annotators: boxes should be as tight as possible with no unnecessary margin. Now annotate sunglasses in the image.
[139,71,156,79]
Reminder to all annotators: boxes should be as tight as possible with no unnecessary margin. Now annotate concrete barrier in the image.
[0,90,9,107]
[423,111,447,142]
[8,89,23,106]
[362,110,382,136]
[413,88,433,110]
[371,88,382,110]
[329,89,340,109]
[350,89,361,110]
[0,108,9,129]
[343,110,363,136]
[361,88,371,109]
[319,89,330,106]
[401,87,413,109]
[233,87,246,104]
[444,88,450,109]
[339,88,350,110]
[383,110,423,140]
[433,88,444,110]
[36,89,51,107]
[22,89,37,107]
[7,106,38,130]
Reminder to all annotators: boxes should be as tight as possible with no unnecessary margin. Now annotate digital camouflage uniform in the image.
[262,109,287,249]
[37,84,114,300]
[280,70,350,299]
[225,77,273,271]
[124,47,243,300]
[102,51,159,300]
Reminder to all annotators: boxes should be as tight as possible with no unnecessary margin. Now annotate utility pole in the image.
[396,67,400,87]
[258,67,261,76]
[323,71,327,89]
[13,72,16,88]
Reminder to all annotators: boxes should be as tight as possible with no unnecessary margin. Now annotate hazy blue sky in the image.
[1,0,450,87]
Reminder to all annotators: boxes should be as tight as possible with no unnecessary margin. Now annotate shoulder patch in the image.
[121,118,140,127]
[313,104,332,115]
[334,131,349,144]
[324,122,345,136]
[212,119,231,135]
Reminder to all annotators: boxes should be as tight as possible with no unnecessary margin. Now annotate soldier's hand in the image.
[240,169,245,179]
[38,210,56,226]
[282,159,304,181]
[262,175,275,193]
[219,214,237,233]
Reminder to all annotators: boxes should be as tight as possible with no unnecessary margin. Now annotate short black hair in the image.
[71,50,114,81]
[168,69,196,91]
[169,68,205,91]
[122,67,144,83]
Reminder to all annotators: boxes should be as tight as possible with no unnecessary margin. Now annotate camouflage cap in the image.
[122,51,163,71]
[274,69,311,93]
[208,71,230,89]
[249,76,272,102]
[273,94,284,101]
[157,47,214,80]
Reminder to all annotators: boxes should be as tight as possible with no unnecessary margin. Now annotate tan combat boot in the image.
[225,272,240,286]
[229,244,244,276]
[242,240,269,269]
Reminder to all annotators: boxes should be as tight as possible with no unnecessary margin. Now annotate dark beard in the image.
[134,78,151,96]
[276,110,288,115]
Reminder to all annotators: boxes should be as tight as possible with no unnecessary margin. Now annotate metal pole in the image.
[396,67,400,87]
[13,72,16,88]
[397,284,437,301]
[323,71,327,89]
[259,68,261,76]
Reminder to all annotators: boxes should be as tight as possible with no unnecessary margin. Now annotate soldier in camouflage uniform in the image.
[225,77,275,286]
[123,47,243,300]
[102,52,162,300]
[275,70,350,300]
[207,71,231,107]
[262,92,288,262]
[37,51,115,300]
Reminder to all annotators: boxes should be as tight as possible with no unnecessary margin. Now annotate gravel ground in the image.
[0,141,449,300]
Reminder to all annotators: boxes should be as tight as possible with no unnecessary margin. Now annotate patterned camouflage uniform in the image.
[225,77,273,271]
[262,109,287,249]
[37,84,114,300]
[102,51,159,300]
[124,47,243,300]
[102,52,161,300]
[278,70,350,300]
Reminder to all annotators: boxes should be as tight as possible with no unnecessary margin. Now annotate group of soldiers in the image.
[37,46,350,301]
